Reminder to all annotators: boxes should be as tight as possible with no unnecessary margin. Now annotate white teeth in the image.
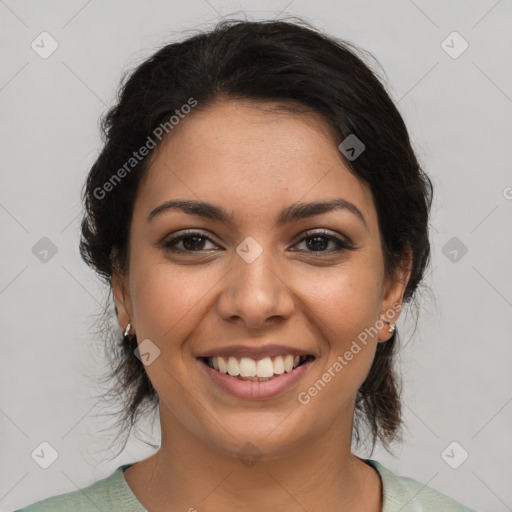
[283,354,294,372]
[227,357,240,376]
[239,357,256,377]
[256,357,274,378]
[273,355,285,374]
[208,354,308,379]
[217,356,227,373]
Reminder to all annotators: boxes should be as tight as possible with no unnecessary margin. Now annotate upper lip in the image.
[197,344,316,360]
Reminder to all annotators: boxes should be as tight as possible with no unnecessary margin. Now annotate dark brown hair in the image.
[80,17,432,458]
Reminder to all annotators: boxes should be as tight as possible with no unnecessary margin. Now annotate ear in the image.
[377,244,413,342]
[110,247,134,334]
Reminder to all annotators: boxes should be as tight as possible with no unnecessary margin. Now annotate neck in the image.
[124,406,382,512]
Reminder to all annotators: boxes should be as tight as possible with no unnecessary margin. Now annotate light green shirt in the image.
[15,459,477,511]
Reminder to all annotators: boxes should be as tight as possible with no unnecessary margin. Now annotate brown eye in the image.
[292,229,354,254]
[161,229,354,255]
[305,236,329,251]
[162,231,219,253]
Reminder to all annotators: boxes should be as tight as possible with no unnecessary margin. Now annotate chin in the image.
[206,419,310,463]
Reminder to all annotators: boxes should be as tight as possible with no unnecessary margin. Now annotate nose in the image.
[216,246,295,330]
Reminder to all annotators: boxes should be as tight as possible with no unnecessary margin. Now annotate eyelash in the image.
[161,229,354,255]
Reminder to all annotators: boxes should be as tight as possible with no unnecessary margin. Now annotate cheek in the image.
[295,261,383,340]
[292,263,383,392]
[129,257,221,346]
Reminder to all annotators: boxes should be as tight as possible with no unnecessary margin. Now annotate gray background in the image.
[1,1,511,511]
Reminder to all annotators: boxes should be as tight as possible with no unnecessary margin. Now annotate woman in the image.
[17,18,476,512]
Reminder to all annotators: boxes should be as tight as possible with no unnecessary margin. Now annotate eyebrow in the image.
[147,198,368,230]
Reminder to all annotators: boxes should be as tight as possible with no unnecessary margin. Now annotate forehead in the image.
[135,100,377,231]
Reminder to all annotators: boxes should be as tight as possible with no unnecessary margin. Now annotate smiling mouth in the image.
[199,355,315,382]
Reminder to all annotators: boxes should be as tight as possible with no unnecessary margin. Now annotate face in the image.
[113,99,411,459]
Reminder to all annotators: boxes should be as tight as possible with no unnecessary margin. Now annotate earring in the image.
[384,320,396,334]
[123,323,132,337]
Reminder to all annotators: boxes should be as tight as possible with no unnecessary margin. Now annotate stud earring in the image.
[384,320,396,334]
[123,323,132,337]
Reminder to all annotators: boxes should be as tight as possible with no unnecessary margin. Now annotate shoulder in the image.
[365,459,478,512]
[14,464,144,512]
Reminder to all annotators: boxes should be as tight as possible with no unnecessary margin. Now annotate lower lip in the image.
[198,358,315,400]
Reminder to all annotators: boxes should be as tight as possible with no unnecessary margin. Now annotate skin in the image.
[113,99,412,511]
